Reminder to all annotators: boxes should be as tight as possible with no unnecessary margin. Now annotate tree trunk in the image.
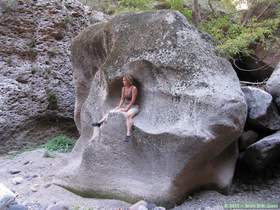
[241,0,257,26]
[208,0,216,17]
[192,0,201,26]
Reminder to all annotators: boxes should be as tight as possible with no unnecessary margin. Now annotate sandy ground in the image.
[0,149,130,210]
[1,149,280,210]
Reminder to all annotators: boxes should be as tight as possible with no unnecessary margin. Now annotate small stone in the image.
[44,183,51,188]
[23,161,30,165]
[30,184,39,192]
[43,151,55,158]
[8,170,21,175]
[11,177,24,185]
[30,187,37,192]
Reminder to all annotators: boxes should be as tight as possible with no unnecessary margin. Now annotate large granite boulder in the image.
[56,11,247,207]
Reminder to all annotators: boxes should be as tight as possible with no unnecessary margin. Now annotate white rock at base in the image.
[11,177,23,185]
[0,183,16,209]
[129,200,148,210]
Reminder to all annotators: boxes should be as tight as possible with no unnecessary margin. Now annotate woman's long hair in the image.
[123,73,135,86]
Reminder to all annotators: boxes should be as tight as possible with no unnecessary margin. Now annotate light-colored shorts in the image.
[126,105,140,116]
[104,105,140,121]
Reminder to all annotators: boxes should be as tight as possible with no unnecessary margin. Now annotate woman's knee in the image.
[126,114,133,122]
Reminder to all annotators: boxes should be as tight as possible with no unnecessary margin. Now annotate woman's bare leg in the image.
[126,112,137,136]
[126,115,133,136]
[93,108,120,126]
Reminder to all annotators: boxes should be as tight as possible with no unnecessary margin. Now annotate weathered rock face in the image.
[266,63,280,109]
[56,11,247,207]
[0,0,101,154]
[242,86,280,131]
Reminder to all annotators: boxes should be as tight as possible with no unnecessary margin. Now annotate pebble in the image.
[31,184,39,192]
[23,161,30,165]
[11,177,24,185]
[44,183,52,188]
[8,170,21,175]
[43,151,55,158]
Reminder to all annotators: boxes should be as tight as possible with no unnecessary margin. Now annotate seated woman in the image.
[92,74,140,142]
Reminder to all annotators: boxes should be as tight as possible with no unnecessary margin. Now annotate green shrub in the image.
[200,16,280,58]
[118,0,152,9]
[114,0,154,13]
[43,134,75,152]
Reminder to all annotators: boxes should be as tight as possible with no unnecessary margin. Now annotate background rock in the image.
[0,0,107,154]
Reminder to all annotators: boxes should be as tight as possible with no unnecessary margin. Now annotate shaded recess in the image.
[1,115,79,155]
[232,56,274,83]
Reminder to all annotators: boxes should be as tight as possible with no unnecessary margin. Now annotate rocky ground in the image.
[1,148,280,210]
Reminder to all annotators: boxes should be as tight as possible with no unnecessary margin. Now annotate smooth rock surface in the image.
[242,86,280,131]
[56,11,247,208]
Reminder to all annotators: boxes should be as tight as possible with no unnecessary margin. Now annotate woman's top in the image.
[123,86,138,106]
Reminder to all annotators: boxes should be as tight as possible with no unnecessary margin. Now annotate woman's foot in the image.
[92,122,102,127]
[124,135,132,142]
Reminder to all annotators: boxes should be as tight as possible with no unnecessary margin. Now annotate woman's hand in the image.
[120,107,129,112]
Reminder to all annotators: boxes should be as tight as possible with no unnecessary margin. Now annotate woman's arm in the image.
[124,86,138,111]
[116,87,125,109]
